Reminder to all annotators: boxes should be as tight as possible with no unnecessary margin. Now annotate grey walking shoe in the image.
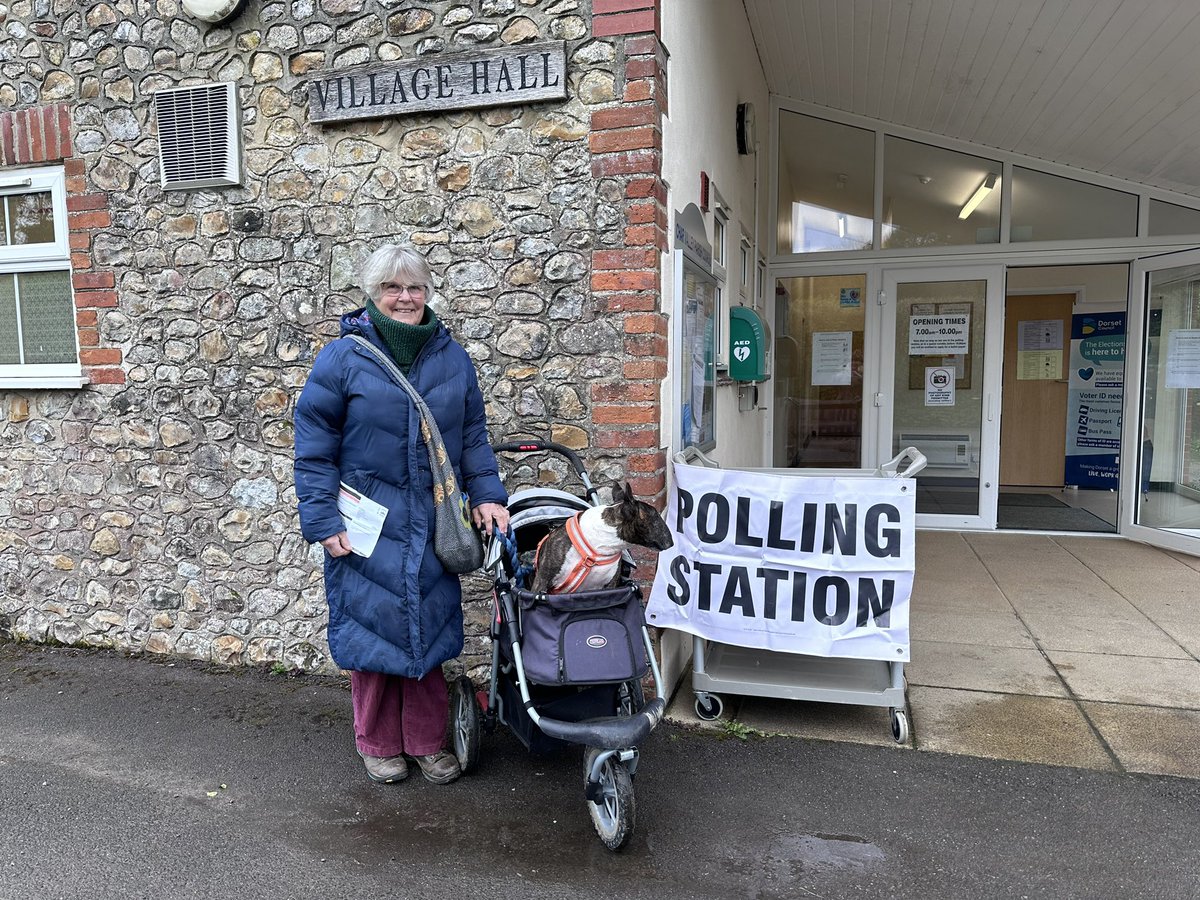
[359,752,409,784]
[411,750,461,785]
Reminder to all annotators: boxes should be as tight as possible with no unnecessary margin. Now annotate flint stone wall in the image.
[0,0,659,676]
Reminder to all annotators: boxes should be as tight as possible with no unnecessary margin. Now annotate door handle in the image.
[987,393,994,422]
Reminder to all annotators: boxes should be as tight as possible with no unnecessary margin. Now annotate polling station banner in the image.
[1064,313,1125,489]
[647,463,914,662]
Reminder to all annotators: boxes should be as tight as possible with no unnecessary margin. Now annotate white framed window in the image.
[755,254,766,309]
[0,166,83,389]
[711,190,729,369]
[739,228,752,302]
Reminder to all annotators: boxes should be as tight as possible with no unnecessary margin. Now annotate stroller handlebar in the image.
[492,439,601,505]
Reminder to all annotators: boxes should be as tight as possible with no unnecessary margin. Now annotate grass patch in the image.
[718,719,781,741]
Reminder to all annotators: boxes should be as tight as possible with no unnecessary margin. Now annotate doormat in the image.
[997,505,1114,532]
[916,486,978,514]
[997,493,1069,508]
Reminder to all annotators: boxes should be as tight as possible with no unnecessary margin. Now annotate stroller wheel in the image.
[451,675,481,773]
[584,749,636,852]
[616,679,645,717]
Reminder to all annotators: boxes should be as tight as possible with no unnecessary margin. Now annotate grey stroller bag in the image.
[516,585,651,686]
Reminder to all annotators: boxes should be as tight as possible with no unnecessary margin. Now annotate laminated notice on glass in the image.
[1165,329,1200,388]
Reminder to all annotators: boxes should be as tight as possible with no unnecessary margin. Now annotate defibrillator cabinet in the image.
[728,306,767,382]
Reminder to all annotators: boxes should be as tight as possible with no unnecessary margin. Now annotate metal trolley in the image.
[677,447,926,744]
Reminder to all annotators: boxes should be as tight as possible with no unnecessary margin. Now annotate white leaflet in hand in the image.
[336,482,388,558]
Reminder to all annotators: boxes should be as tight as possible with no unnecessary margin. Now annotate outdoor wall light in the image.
[736,102,756,155]
[180,0,249,24]
[959,173,999,219]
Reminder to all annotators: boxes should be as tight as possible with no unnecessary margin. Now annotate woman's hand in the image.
[471,502,509,537]
[320,531,353,557]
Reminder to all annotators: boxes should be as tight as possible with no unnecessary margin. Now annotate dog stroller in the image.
[449,439,666,851]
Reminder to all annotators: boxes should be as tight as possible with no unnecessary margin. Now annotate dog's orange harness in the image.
[536,512,621,594]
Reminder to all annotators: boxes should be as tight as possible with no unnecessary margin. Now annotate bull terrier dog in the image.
[530,482,674,594]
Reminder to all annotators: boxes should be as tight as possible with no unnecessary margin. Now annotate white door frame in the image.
[879,264,1007,530]
[1121,248,1200,556]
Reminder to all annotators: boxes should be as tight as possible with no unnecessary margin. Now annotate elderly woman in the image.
[294,244,509,786]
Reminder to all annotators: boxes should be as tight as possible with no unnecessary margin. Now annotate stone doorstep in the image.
[663,684,1200,780]
[1082,702,1200,778]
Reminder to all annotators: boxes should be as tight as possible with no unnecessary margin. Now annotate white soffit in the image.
[744,0,1200,197]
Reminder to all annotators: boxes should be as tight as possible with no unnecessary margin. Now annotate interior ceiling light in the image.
[181,0,249,24]
[959,173,998,220]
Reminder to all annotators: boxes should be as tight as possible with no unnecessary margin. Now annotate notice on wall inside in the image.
[1165,329,1200,388]
[839,287,862,308]
[1019,319,1063,351]
[924,366,956,406]
[1064,313,1125,489]
[812,331,852,385]
[647,461,914,661]
[1017,319,1064,380]
[1018,350,1062,380]
[909,313,969,355]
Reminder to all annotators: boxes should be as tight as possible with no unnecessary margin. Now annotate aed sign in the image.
[308,40,567,123]
[728,306,767,381]
[648,463,914,661]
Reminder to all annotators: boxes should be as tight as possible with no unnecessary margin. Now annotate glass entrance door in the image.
[881,266,1005,528]
[1125,250,1200,554]
[773,272,868,468]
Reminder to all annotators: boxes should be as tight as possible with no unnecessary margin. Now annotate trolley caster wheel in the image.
[451,675,481,773]
[694,693,724,721]
[890,708,910,744]
[584,750,636,852]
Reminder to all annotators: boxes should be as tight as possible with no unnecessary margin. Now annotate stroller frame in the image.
[450,439,666,852]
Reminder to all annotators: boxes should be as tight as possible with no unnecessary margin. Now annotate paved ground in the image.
[4,641,1200,900]
[669,533,1200,779]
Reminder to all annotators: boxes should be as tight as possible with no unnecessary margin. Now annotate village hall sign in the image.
[307,40,567,122]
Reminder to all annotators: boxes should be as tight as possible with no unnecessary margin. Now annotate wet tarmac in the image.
[3,642,1199,899]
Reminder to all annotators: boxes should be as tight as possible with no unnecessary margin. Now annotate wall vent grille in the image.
[155,82,241,190]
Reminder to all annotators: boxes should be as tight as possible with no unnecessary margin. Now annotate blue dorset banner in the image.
[1064,313,1125,489]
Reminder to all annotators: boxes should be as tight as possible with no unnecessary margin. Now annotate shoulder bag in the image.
[345,334,485,574]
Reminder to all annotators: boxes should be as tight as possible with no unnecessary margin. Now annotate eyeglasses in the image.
[381,282,426,297]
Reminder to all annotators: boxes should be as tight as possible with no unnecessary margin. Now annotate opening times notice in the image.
[909,314,969,355]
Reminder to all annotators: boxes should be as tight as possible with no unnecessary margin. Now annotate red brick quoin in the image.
[1,103,122,386]
[588,0,669,515]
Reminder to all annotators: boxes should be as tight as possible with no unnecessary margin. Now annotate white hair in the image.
[357,244,435,303]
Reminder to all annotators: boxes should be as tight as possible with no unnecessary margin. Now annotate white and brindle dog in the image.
[529,483,674,594]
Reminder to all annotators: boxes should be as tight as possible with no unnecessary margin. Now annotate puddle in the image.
[724,831,884,876]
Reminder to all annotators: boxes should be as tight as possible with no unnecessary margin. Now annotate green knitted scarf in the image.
[366,299,438,374]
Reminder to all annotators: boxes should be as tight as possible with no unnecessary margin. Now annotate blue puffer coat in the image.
[293,309,507,678]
